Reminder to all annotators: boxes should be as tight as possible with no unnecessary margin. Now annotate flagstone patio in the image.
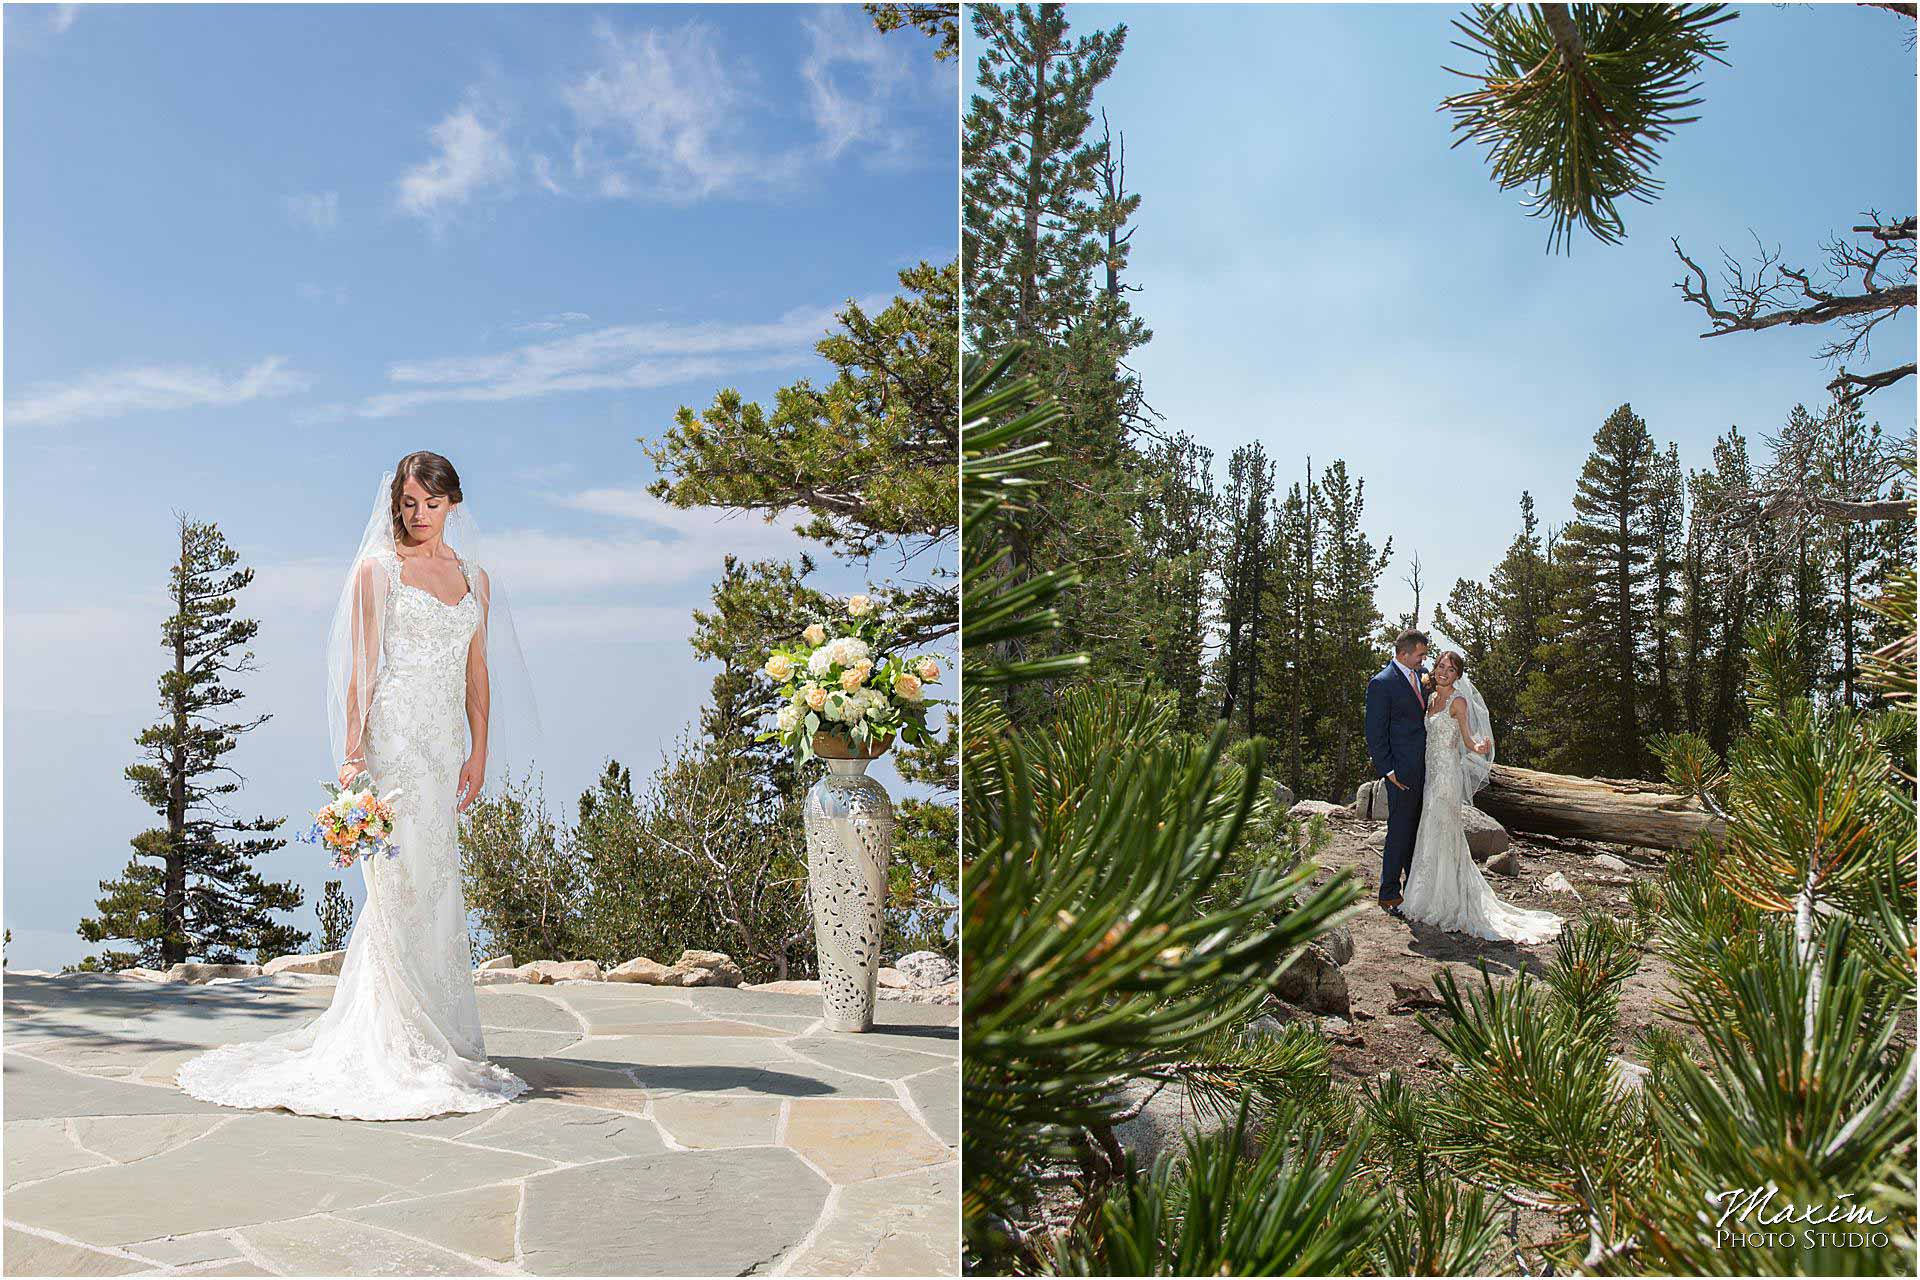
[2,973,958,1277]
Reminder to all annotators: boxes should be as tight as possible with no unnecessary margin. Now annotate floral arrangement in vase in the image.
[759,593,943,763]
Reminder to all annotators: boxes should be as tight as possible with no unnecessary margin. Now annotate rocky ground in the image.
[3,969,957,1277]
[1285,802,1677,1087]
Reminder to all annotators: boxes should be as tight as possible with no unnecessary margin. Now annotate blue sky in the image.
[1072,2,1914,623]
[4,2,956,971]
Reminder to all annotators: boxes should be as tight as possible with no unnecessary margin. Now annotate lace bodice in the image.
[1424,699,1464,799]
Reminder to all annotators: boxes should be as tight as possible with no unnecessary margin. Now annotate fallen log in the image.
[1478,764,1724,851]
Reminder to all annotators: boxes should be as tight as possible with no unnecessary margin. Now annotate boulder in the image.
[1272,782,1296,810]
[474,969,528,986]
[264,949,345,977]
[1316,923,1355,966]
[1112,1077,1227,1166]
[667,950,745,988]
[884,980,959,1005]
[1462,806,1511,858]
[1540,871,1581,898]
[165,963,263,985]
[877,967,912,990]
[894,951,956,987]
[606,956,675,984]
[1269,940,1351,1017]
[1484,850,1519,877]
[1591,853,1632,875]
[517,959,604,984]
[1609,1056,1651,1095]
[477,954,516,971]
[1288,799,1347,821]
[744,979,820,996]
[113,968,171,982]
[1352,779,1391,821]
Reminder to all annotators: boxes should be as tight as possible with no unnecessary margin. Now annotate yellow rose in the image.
[839,666,868,692]
[764,653,794,681]
[804,684,828,711]
[803,622,826,647]
[915,657,941,682]
[893,672,923,702]
[846,593,872,617]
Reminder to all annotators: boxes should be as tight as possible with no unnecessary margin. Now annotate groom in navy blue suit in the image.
[1364,630,1431,913]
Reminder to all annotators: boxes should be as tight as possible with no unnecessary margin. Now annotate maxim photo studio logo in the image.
[1712,1186,1892,1251]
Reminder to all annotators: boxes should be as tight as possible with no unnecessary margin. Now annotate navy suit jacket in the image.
[1364,661,1428,786]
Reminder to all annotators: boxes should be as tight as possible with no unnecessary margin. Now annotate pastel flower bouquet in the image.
[760,593,944,764]
[297,773,403,870]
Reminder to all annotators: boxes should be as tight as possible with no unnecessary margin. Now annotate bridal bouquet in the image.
[297,774,402,869]
[759,593,943,763]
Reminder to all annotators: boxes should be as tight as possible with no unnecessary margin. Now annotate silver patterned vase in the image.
[803,740,895,1033]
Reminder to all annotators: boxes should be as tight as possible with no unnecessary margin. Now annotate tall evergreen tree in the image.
[1556,403,1659,774]
[1215,442,1275,736]
[77,517,304,971]
[1135,431,1217,730]
[1479,493,1548,762]
[1646,441,1686,736]
[1314,461,1390,802]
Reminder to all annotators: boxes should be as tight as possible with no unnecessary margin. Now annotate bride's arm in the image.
[458,568,492,811]
[1449,694,1491,755]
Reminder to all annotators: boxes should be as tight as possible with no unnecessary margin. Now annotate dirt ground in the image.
[1296,806,1679,1084]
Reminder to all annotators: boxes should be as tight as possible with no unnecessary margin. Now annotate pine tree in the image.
[316,879,354,953]
[963,3,1153,693]
[1215,442,1276,736]
[1256,471,1325,798]
[963,4,1121,354]
[1646,442,1686,736]
[1136,431,1217,731]
[1557,403,1659,775]
[1314,461,1391,803]
[78,517,304,970]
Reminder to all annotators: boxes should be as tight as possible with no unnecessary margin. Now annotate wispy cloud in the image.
[284,190,339,233]
[799,8,924,164]
[550,484,806,543]
[396,99,514,222]
[510,312,592,334]
[557,20,781,203]
[5,356,312,428]
[298,283,350,305]
[339,300,869,419]
[49,5,80,34]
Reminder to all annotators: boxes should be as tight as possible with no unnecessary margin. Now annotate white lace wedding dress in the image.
[1400,698,1562,944]
[175,551,529,1121]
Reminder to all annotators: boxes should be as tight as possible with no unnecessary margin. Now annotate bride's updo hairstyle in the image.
[389,451,463,540]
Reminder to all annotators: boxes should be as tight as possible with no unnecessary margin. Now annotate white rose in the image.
[775,704,801,733]
[807,648,833,677]
[846,593,873,617]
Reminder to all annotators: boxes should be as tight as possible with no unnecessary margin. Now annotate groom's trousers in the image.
[1380,775,1423,901]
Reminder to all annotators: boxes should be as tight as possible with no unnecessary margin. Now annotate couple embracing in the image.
[1363,629,1561,944]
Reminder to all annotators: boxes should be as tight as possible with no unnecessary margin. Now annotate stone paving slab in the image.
[781,1164,960,1277]
[3,972,957,1276]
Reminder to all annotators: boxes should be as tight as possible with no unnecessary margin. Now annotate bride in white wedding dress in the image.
[175,452,536,1120]
[1399,643,1562,945]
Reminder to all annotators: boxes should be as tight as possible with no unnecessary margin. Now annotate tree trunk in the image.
[164,519,190,967]
[1478,763,1725,850]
